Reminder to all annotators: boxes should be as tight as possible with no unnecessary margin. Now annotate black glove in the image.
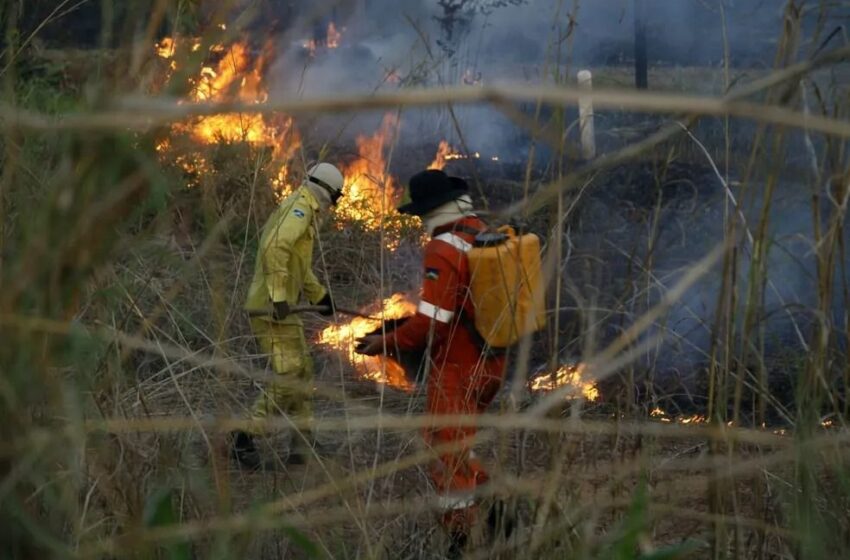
[317,293,335,316]
[272,301,291,321]
[355,335,384,356]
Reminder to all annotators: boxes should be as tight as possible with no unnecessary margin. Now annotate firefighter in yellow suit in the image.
[233,163,345,469]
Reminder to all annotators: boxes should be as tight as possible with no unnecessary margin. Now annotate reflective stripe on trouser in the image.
[249,318,313,432]
[426,356,506,531]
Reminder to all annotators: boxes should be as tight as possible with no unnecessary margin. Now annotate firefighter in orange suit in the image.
[355,170,509,553]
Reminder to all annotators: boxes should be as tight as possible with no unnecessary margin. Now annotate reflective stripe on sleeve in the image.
[418,300,455,323]
[433,232,472,253]
[436,494,476,510]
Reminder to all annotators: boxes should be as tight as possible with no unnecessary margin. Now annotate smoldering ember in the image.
[3,1,850,559]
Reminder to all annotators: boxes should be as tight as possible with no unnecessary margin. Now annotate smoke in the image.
[570,153,849,389]
[256,1,849,383]
[263,0,825,161]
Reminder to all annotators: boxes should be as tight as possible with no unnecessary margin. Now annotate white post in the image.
[577,69,596,160]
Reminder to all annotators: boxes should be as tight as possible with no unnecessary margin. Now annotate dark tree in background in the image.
[434,0,527,56]
[13,0,167,48]
[634,0,648,89]
[9,0,302,49]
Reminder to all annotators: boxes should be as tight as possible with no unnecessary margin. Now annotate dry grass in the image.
[2,1,850,559]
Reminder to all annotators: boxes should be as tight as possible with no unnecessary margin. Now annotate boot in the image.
[286,447,307,465]
[486,499,515,540]
[446,530,468,559]
[286,431,326,465]
[230,431,261,471]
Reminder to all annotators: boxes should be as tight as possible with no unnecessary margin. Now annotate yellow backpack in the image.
[466,226,547,348]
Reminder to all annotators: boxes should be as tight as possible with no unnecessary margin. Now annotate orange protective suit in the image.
[384,215,506,531]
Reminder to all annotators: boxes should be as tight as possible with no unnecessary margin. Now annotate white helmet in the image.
[306,162,345,205]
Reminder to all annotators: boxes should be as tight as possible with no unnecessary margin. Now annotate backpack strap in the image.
[452,223,487,237]
[432,222,507,357]
[432,219,488,239]
[457,307,509,357]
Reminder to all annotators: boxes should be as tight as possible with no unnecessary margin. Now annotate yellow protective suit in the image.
[245,186,327,428]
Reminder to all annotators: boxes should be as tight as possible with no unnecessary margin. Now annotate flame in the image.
[318,293,416,391]
[188,42,263,102]
[327,22,342,48]
[678,414,706,425]
[174,153,212,188]
[530,364,599,401]
[440,149,494,162]
[174,41,298,160]
[650,407,708,425]
[462,68,482,86]
[155,37,202,72]
[302,39,318,56]
[155,39,424,238]
[336,113,399,226]
[384,69,401,84]
[302,22,343,55]
[335,114,420,248]
[429,140,452,170]
[156,37,178,59]
[155,38,301,192]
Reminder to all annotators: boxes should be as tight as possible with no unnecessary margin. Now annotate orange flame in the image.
[175,153,212,187]
[327,22,342,48]
[302,39,318,56]
[156,38,424,236]
[384,69,401,84]
[155,37,202,72]
[318,293,416,391]
[429,140,452,170]
[462,68,482,86]
[440,149,486,162]
[174,42,297,159]
[155,38,301,192]
[156,37,178,60]
[302,22,343,55]
[336,113,399,226]
[530,364,599,401]
[678,414,707,424]
[335,114,420,248]
[650,407,707,425]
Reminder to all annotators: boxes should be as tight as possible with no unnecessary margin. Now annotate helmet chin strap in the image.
[306,183,333,210]
[308,175,342,205]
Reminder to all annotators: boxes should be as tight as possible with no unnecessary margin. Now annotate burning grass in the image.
[318,293,416,391]
[302,21,344,56]
[155,38,424,247]
[334,114,422,248]
[529,363,600,402]
[155,37,301,194]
